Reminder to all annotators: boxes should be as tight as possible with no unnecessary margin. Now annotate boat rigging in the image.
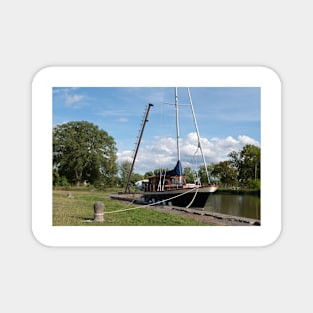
[134,87,218,208]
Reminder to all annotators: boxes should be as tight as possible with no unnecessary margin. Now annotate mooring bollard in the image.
[93,202,105,222]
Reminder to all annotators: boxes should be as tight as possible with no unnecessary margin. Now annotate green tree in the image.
[119,160,144,189]
[119,160,131,187]
[53,121,117,186]
[211,161,238,188]
[132,173,144,184]
[144,171,154,178]
[228,144,260,188]
[183,167,195,183]
[197,165,215,185]
[198,165,206,185]
[240,144,260,181]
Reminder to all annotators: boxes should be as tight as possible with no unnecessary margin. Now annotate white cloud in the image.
[65,94,84,106]
[53,87,79,94]
[117,132,260,174]
[53,88,84,106]
[117,150,133,163]
[116,118,128,123]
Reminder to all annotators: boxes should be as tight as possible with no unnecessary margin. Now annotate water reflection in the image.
[205,193,260,220]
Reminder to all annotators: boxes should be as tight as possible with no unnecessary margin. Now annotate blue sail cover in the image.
[165,160,183,177]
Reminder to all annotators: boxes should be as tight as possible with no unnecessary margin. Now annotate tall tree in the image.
[228,144,260,188]
[240,144,260,181]
[183,167,195,183]
[53,121,117,186]
[119,160,131,187]
[211,161,238,188]
[119,160,144,188]
[198,165,215,185]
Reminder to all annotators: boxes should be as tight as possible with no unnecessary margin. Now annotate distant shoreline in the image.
[215,189,260,196]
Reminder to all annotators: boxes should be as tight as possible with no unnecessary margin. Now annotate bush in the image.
[53,172,69,188]
[247,178,260,190]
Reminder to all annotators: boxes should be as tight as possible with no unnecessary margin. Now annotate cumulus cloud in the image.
[117,132,260,174]
[65,94,84,106]
[53,87,85,106]
[117,150,133,163]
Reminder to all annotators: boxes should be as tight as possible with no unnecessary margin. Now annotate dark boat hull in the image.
[142,187,216,208]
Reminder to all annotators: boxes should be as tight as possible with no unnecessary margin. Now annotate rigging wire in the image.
[191,146,201,185]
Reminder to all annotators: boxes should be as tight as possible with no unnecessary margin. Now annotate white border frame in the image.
[32,66,281,247]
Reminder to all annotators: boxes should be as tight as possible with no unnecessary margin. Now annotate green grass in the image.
[53,189,205,226]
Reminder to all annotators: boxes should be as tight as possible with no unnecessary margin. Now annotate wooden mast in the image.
[124,103,153,193]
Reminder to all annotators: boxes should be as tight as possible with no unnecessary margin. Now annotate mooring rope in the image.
[185,187,199,208]
[104,187,198,214]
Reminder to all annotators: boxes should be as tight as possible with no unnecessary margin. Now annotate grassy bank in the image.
[53,189,206,226]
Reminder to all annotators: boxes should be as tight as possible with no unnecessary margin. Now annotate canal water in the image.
[204,192,260,220]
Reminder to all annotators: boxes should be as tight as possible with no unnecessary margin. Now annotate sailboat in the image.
[136,87,218,208]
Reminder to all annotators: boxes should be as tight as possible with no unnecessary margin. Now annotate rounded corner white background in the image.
[32,66,281,247]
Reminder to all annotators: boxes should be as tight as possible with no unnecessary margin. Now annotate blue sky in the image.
[53,87,260,174]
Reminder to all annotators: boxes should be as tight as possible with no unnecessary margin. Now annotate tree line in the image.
[53,121,260,190]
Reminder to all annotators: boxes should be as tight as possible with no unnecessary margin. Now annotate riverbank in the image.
[110,193,260,226]
[215,188,260,196]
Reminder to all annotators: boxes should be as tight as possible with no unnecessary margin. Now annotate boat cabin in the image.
[144,174,188,192]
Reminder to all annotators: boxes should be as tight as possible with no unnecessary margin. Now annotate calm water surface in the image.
[205,193,260,220]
